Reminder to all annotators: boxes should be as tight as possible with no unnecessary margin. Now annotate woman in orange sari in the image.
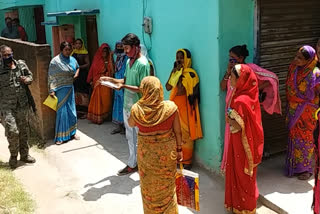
[165,49,202,169]
[128,76,183,214]
[225,64,264,214]
[87,44,114,124]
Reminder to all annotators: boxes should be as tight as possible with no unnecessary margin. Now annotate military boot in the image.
[20,155,36,164]
[9,156,18,169]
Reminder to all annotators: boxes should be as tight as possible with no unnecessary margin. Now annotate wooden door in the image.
[34,7,46,44]
[52,24,75,56]
[86,16,99,62]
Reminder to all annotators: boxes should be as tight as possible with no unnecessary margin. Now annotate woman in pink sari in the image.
[220,45,281,172]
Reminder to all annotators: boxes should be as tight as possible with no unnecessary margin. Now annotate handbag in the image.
[176,163,200,211]
[43,95,58,111]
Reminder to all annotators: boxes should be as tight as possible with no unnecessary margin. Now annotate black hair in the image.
[60,41,72,52]
[231,66,240,79]
[5,17,12,22]
[12,18,20,24]
[177,49,192,58]
[74,38,83,44]
[229,45,249,59]
[121,33,140,46]
[300,47,311,60]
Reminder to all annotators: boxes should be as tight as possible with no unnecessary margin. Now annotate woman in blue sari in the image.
[48,41,80,145]
[111,41,127,134]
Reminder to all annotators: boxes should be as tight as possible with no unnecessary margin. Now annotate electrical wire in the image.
[142,0,152,52]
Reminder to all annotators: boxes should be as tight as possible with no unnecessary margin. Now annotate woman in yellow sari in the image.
[166,49,203,169]
[128,76,183,214]
[87,43,114,124]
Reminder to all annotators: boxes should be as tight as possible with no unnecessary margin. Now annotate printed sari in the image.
[48,54,79,142]
[169,49,203,165]
[131,77,179,214]
[87,44,113,124]
[285,46,320,177]
[225,64,264,214]
[221,63,281,172]
[313,122,320,214]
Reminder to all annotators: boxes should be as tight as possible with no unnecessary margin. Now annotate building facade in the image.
[1,0,320,172]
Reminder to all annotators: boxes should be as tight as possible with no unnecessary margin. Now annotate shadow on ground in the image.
[82,175,140,201]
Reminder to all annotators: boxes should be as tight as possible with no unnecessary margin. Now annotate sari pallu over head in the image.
[228,64,264,176]
[71,39,88,55]
[169,49,203,140]
[87,43,113,85]
[286,45,320,130]
[131,76,177,127]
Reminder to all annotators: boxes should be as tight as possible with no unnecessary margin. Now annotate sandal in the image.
[298,172,312,180]
[111,127,122,135]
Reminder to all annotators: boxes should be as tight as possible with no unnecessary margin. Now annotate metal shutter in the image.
[257,0,320,155]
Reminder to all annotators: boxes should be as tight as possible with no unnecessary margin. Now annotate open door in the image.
[52,24,75,56]
[34,7,46,44]
[86,16,99,62]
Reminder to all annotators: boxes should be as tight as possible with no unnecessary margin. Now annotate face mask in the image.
[2,54,13,65]
[116,49,124,54]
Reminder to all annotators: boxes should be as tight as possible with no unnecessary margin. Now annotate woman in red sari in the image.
[225,64,264,214]
[87,44,114,124]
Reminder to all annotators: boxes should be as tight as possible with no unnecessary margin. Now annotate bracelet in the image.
[177,148,182,152]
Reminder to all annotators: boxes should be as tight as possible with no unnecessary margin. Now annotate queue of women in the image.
[47,32,320,214]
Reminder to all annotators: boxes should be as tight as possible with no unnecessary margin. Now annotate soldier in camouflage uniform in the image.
[0,45,36,169]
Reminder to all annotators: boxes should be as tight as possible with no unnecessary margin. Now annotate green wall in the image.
[58,16,87,45]
[0,0,44,10]
[43,0,100,48]
[98,0,222,171]
[218,0,255,165]
[42,0,256,172]
[18,7,37,42]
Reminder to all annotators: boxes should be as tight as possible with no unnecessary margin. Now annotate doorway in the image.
[255,0,320,156]
[86,15,99,63]
[34,6,46,44]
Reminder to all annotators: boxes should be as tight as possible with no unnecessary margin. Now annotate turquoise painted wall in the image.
[218,0,255,164]
[58,16,87,45]
[43,0,100,49]
[0,10,6,31]
[18,7,37,42]
[41,0,256,172]
[98,0,222,171]
[0,0,44,10]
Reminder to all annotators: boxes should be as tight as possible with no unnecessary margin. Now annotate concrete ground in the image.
[258,154,315,214]
[0,119,276,214]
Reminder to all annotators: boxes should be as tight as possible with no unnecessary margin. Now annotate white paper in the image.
[100,81,120,89]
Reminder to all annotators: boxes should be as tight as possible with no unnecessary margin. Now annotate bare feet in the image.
[73,135,80,140]
[55,141,64,145]
[298,172,312,180]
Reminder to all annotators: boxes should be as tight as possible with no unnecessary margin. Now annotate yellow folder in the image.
[43,95,58,111]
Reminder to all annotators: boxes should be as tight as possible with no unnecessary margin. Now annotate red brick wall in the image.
[0,37,55,140]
